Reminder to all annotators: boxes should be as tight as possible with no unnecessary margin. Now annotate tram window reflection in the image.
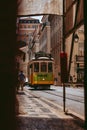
[41,62,47,72]
[48,62,52,72]
[34,62,39,72]
[29,64,33,73]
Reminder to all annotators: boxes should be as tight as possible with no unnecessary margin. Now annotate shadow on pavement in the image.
[15,101,85,130]
[15,89,86,130]
[16,91,25,95]
[28,88,55,91]
[16,116,85,130]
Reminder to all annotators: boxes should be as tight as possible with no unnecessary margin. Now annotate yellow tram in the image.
[28,52,54,89]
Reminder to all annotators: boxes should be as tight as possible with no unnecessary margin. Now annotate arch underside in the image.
[17,0,63,16]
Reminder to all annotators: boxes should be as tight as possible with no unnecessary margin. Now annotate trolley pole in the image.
[62,0,66,113]
[60,52,67,113]
[84,0,87,128]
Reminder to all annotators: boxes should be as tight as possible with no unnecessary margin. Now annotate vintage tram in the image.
[28,52,54,89]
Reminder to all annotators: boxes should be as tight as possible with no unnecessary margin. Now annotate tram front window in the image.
[48,62,52,72]
[34,63,39,72]
[41,62,47,72]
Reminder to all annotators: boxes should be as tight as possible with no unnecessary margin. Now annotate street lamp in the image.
[74,34,79,42]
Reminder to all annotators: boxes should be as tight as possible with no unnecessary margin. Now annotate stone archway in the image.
[0,1,86,129]
[17,0,63,16]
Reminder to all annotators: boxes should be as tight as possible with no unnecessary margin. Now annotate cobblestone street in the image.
[15,88,85,130]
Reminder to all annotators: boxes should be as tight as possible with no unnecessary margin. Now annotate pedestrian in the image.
[18,71,25,91]
[70,75,73,82]
[54,77,57,86]
[70,75,73,87]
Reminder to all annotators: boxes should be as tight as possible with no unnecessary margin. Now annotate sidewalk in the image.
[16,88,85,130]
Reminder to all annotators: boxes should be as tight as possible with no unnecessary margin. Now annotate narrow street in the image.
[28,85,84,118]
[16,86,85,130]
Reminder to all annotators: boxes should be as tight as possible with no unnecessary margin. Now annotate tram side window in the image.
[34,63,39,72]
[29,64,33,73]
[41,62,47,72]
[30,64,32,68]
[48,62,53,72]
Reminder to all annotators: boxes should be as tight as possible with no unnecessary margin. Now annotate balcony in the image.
[75,55,84,62]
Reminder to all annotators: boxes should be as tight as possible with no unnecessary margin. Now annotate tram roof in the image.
[29,56,54,63]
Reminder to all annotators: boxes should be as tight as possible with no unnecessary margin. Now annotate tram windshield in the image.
[34,62,39,72]
[48,62,53,72]
[41,62,47,72]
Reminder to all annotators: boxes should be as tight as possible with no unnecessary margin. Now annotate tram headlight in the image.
[42,78,45,80]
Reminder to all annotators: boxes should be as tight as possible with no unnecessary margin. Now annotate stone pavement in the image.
[16,89,86,130]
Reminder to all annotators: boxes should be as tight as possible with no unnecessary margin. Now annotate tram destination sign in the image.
[17,0,63,16]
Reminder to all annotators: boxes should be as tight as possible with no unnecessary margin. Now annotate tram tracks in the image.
[26,88,84,104]
[25,88,62,110]
[24,87,84,119]
[43,90,84,103]
[24,88,66,117]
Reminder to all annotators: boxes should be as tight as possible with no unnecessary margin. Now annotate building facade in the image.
[64,0,84,86]
[66,25,84,84]
[16,17,40,77]
[48,15,63,85]
[39,15,51,53]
